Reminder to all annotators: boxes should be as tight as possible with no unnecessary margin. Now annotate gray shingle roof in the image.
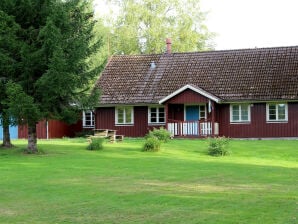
[96,46,298,105]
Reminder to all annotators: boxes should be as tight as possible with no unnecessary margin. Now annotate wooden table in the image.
[93,129,117,142]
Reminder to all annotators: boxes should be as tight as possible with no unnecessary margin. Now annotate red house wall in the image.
[166,89,208,104]
[167,104,184,120]
[218,102,298,138]
[95,102,298,138]
[18,120,82,139]
[96,106,164,137]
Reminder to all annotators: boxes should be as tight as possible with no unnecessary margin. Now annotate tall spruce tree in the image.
[0,7,21,148]
[2,0,102,153]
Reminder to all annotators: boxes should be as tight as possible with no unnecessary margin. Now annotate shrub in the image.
[142,137,161,152]
[146,127,171,142]
[87,137,104,150]
[75,129,94,137]
[207,137,230,156]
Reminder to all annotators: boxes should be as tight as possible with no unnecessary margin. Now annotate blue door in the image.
[185,106,200,135]
[0,125,18,140]
[186,106,200,121]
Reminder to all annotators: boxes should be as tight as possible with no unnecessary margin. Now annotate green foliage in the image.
[207,136,230,156]
[5,81,41,125]
[146,127,171,142]
[142,137,161,152]
[1,0,104,152]
[104,0,215,54]
[87,137,104,150]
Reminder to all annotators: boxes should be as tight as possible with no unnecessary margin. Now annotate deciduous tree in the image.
[104,0,214,54]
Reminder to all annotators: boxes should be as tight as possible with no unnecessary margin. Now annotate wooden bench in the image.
[87,129,120,143]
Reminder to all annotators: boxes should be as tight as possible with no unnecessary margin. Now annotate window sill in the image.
[148,123,166,126]
[266,121,288,123]
[115,124,134,126]
[230,121,251,124]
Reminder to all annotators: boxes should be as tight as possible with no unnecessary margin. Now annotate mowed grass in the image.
[0,138,297,224]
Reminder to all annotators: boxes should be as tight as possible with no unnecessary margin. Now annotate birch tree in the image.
[104,0,214,54]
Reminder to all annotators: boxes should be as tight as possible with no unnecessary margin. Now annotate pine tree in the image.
[0,7,21,148]
[2,0,103,153]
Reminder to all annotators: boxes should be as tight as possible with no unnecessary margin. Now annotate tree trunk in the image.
[1,113,13,148]
[27,122,38,153]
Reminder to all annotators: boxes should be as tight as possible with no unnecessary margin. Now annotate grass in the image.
[0,138,297,224]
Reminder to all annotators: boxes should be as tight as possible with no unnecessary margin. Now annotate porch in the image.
[167,119,219,137]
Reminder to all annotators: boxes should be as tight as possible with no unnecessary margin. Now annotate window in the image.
[230,104,250,123]
[199,105,206,119]
[83,110,95,128]
[266,103,288,122]
[115,107,134,125]
[149,106,165,124]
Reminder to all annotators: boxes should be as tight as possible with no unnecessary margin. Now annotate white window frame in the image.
[266,103,288,122]
[115,106,134,125]
[230,104,251,123]
[199,105,207,120]
[83,110,95,128]
[148,106,166,124]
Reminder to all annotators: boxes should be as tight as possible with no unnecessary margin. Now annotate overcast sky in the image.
[94,0,298,50]
[201,0,298,49]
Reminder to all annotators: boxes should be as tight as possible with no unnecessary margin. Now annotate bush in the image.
[87,137,104,150]
[142,137,161,152]
[207,137,230,156]
[146,127,171,142]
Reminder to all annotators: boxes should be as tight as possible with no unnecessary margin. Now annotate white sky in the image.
[94,0,298,50]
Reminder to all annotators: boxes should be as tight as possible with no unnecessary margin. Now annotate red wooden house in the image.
[92,42,298,138]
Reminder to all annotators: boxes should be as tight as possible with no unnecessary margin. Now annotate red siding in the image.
[18,120,82,139]
[167,104,184,120]
[96,106,165,137]
[166,89,208,104]
[96,102,298,138]
[218,103,298,138]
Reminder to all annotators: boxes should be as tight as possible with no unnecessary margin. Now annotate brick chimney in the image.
[166,38,172,54]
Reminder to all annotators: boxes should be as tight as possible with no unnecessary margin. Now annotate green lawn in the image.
[0,138,297,224]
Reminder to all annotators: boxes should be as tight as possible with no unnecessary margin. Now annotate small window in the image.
[199,105,206,119]
[230,104,250,123]
[115,107,134,125]
[149,106,165,124]
[266,103,288,122]
[83,110,95,128]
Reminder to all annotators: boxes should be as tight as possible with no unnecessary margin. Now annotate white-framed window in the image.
[115,107,134,125]
[199,105,206,119]
[148,106,165,124]
[83,110,95,128]
[230,104,251,123]
[266,103,288,122]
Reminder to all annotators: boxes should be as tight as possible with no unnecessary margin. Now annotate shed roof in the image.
[96,46,298,105]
